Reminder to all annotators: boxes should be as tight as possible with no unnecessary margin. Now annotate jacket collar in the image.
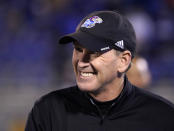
[66,76,134,117]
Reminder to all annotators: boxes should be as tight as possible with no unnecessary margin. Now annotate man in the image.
[25,11,174,131]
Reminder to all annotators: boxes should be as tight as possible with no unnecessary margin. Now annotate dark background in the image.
[0,0,174,130]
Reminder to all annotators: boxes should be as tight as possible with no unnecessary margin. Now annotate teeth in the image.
[81,72,93,77]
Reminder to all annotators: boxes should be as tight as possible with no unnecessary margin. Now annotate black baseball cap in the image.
[59,10,136,58]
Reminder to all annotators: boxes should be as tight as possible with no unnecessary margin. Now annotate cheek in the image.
[72,52,75,64]
[72,51,78,71]
[92,58,118,79]
[92,58,117,71]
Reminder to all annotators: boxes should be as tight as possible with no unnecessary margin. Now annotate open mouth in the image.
[80,71,97,77]
[81,72,94,77]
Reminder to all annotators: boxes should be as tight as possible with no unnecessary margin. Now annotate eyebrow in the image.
[73,41,84,48]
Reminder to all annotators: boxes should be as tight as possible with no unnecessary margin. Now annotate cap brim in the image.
[59,31,109,52]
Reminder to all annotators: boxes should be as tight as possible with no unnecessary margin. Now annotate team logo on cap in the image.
[81,16,103,28]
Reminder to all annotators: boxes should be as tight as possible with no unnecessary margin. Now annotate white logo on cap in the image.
[101,46,110,51]
[81,16,103,28]
[115,40,124,49]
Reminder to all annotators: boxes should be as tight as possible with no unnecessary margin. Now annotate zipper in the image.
[89,98,116,125]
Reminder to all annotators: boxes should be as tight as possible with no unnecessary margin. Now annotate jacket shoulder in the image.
[34,86,78,107]
[133,86,174,110]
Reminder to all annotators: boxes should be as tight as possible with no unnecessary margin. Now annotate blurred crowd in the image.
[0,0,174,130]
[0,0,174,88]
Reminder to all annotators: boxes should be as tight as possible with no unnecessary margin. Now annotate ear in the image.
[118,50,132,73]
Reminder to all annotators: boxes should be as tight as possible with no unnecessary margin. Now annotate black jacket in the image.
[25,78,174,131]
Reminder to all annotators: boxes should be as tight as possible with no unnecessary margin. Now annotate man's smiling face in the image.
[72,41,121,93]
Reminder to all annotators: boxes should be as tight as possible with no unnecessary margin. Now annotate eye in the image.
[74,46,83,52]
[89,51,101,57]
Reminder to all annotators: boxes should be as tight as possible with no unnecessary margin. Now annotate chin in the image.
[77,82,99,93]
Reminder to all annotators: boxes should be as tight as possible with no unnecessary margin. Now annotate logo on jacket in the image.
[81,16,103,28]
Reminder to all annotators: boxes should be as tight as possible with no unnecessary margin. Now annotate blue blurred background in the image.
[0,0,174,130]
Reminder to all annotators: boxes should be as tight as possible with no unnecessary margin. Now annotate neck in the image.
[89,77,124,102]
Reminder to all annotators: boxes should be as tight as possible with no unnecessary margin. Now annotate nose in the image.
[78,49,91,68]
[80,49,91,62]
[78,60,90,68]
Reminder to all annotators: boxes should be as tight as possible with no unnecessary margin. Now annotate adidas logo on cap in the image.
[115,40,124,49]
